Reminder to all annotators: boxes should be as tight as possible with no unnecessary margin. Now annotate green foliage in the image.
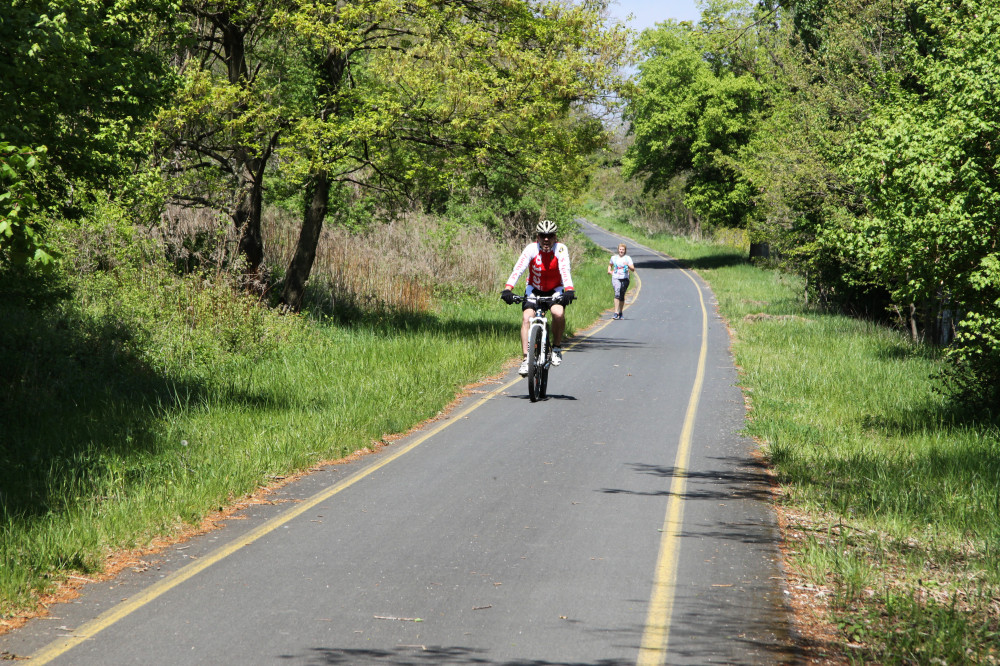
[725,0,914,313]
[0,0,177,190]
[0,0,177,272]
[154,1,290,208]
[835,0,1000,410]
[58,191,167,275]
[445,173,575,242]
[579,138,699,237]
[940,308,1000,419]
[622,3,766,231]
[157,0,633,300]
[0,141,56,266]
[272,0,633,206]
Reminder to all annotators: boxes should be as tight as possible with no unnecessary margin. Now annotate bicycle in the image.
[508,293,562,402]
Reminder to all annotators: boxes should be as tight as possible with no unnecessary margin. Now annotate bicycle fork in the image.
[531,318,550,368]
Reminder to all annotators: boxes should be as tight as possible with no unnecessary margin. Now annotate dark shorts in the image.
[612,277,630,300]
[522,289,565,311]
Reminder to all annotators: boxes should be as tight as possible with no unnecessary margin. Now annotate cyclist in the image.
[500,220,576,376]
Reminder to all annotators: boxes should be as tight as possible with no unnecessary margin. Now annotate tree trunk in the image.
[203,6,270,290]
[280,172,330,311]
[234,163,264,277]
[276,50,346,311]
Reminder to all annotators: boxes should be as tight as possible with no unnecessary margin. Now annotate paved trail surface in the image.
[2,221,794,665]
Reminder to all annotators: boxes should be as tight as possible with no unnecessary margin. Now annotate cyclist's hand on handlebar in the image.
[560,290,576,305]
[501,289,515,305]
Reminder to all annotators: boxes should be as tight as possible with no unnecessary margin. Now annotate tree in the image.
[155,1,292,284]
[156,0,631,307]
[734,0,903,307]
[0,142,53,266]
[0,0,176,265]
[840,0,1000,409]
[622,2,767,233]
[0,0,176,196]
[274,0,632,309]
[730,0,1000,410]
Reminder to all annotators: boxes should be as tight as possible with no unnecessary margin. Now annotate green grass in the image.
[589,212,1000,664]
[0,249,611,621]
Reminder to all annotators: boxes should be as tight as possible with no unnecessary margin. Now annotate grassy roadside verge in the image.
[0,238,611,628]
[590,214,1000,664]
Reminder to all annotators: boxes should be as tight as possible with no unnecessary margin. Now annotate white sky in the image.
[606,0,701,33]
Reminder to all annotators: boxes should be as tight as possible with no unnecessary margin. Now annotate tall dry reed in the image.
[152,205,513,313]
[263,208,505,313]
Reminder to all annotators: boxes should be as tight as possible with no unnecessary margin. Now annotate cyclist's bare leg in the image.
[520,308,535,355]
[550,303,565,347]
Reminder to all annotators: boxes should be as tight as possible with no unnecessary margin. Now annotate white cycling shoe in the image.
[551,348,563,367]
[518,356,529,376]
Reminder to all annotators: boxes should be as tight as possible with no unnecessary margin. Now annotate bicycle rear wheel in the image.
[527,325,544,402]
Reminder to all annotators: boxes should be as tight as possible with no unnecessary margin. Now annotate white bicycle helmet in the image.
[535,219,557,235]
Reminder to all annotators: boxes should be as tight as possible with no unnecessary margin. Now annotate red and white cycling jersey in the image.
[504,242,574,293]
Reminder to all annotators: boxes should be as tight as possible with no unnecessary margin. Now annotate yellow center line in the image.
[637,257,709,665]
[578,219,711,664]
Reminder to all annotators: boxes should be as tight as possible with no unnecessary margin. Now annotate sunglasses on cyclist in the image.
[538,233,555,240]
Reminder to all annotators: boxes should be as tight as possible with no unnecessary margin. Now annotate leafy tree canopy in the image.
[0,141,53,266]
[0,0,178,192]
[622,1,766,230]
[153,0,633,305]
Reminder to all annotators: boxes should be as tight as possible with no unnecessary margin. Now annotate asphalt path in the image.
[2,221,795,665]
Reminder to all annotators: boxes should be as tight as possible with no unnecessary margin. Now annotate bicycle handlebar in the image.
[509,293,563,306]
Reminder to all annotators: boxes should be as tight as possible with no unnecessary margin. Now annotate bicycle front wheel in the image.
[527,324,544,402]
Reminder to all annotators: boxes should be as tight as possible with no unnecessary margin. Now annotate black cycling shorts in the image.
[522,289,565,311]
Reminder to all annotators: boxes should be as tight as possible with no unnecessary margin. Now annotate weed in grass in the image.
[845,588,1000,665]
[794,532,874,607]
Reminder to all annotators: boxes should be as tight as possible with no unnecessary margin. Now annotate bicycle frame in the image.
[527,302,552,369]
[510,293,561,402]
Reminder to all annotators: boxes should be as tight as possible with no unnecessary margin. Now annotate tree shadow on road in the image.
[600,458,776,504]
[628,252,749,272]
[293,647,633,665]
